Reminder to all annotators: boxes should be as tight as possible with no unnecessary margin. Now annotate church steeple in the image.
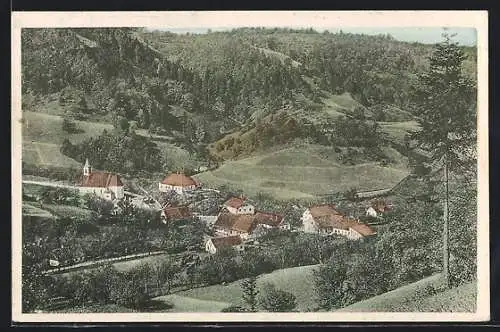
[83,159,92,176]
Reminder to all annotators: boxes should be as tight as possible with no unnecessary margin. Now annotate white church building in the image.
[77,159,125,201]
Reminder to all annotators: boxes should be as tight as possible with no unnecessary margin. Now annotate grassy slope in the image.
[43,204,95,220]
[22,111,112,169]
[195,146,409,200]
[22,110,200,170]
[337,274,477,313]
[22,203,54,218]
[154,264,320,312]
[379,121,421,142]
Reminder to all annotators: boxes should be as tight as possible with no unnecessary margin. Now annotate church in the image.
[77,159,125,201]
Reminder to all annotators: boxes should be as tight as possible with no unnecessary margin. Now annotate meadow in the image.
[21,110,199,170]
[153,264,320,312]
[337,274,476,313]
[195,146,409,200]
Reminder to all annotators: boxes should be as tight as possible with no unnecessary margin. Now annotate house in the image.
[213,212,257,240]
[161,205,191,223]
[254,211,286,229]
[77,159,124,200]
[159,172,200,194]
[366,200,393,218]
[301,204,343,234]
[223,197,255,215]
[205,236,244,254]
[302,204,376,240]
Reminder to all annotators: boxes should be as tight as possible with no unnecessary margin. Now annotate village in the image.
[41,158,392,261]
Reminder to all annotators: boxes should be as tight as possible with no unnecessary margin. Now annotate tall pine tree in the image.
[411,32,476,288]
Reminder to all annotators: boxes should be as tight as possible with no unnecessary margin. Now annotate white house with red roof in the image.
[77,159,124,200]
[302,204,376,240]
[223,197,255,215]
[205,236,244,254]
[159,172,200,194]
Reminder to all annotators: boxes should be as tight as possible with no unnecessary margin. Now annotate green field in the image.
[22,110,197,170]
[43,204,95,219]
[154,264,320,312]
[322,92,362,111]
[195,147,409,200]
[23,111,114,145]
[23,141,82,168]
[380,121,421,141]
[337,274,476,313]
[154,294,231,312]
[22,111,113,169]
[22,203,54,218]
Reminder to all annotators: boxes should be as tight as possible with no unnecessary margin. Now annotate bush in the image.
[258,282,297,312]
[62,116,83,134]
[221,305,247,312]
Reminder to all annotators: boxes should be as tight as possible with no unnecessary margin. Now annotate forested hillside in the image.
[21,27,477,176]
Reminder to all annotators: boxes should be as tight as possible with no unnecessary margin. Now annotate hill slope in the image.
[337,274,476,313]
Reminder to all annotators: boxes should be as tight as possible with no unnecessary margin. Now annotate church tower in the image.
[83,158,92,176]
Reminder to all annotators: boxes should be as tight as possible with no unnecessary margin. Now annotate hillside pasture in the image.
[43,204,95,220]
[335,274,477,313]
[22,111,113,145]
[22,203,54,218]
[154,264,320,312]
[379,121,421,142]
[195,147,409,200]
[23,141,82,169]
[322,92,363,112]
[153,294,231,312]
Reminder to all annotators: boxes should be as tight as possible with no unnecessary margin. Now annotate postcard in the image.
[11,10,489,323]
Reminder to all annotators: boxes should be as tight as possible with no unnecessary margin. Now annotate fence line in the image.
[43,250,167,275]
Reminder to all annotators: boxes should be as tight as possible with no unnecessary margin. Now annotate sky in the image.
[148,27,477,46]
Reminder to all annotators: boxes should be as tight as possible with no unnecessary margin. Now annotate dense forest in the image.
[22,27,477,173]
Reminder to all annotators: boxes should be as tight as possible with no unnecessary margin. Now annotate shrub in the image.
[221,305,247,312]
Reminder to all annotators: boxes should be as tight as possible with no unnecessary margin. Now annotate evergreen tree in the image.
[240,276,259,312]
[411,33,476,288]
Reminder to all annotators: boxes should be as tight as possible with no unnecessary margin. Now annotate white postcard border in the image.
[11,10,489,323]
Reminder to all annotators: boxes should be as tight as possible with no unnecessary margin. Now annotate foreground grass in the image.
[337,274,476,313]
[154,264,320,312]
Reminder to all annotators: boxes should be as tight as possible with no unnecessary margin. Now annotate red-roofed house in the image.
[159,172,200,194]
[213,213,258,240]
[205,236,244,254]
[161,205,192,223]
[302,204,376,240]
[223,197,255,215]
[77,159,124,200]
[254,211,287,230]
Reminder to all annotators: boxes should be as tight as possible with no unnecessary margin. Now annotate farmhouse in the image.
[302,204,376,240]
[366,199,393,218]
[214,213,257,240]
[159,172,200,194]
[223,197,255,215]
[77,159,124,200]
[254,211,287,230]
[205,236,244,254]
[161,205,191,223]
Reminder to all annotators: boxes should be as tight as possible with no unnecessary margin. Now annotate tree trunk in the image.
[443,156,451,288]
